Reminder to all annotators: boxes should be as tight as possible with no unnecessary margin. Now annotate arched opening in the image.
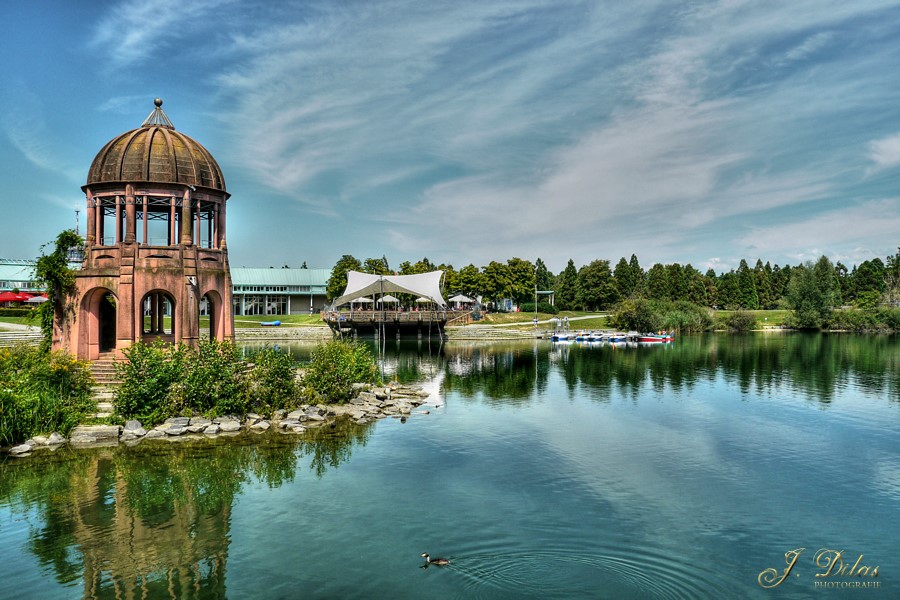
[201,291,223,341]
[141,291,175,342]
[80,287,117,359]
[98,293,117,352]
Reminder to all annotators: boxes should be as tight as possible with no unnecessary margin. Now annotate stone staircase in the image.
[89,354,120,419]
[0,330,42,347]
[446,325,540,340]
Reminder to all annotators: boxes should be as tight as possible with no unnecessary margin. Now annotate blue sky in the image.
[1,0,898,274]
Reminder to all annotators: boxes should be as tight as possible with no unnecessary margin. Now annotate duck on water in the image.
[421,553,450,566]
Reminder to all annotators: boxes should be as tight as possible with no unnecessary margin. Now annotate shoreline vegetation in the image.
[2,303,898,451]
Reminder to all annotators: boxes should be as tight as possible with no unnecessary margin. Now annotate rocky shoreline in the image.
[6,383,434,456]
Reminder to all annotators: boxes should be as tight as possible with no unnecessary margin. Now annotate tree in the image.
[884,248,900,307]
[326,255,362,301]
[666,263,688,301]
[645,263,669,301]
[628,254,643,297]
[400,257,436,275]
[505,257,536,306]
[737,259,759,309]
[554,259,578,310]
[454,264,483,299]
[717,271,740,309]
[703,269,718,308]
[576,260,618,310]
[480,261,510,303]
[613,257,636,300]
[363,256,390,275]
[34,230,83,352]
[755,260,773,309]
[684,265,707,306]
[852,258,885,300]
[535,258,553,291]
[786,256,839,328]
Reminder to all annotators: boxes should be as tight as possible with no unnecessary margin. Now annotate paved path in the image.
[478,314,609,328]
[0,322,40,332]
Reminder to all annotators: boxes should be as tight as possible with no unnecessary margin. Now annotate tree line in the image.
[326,249,900,315]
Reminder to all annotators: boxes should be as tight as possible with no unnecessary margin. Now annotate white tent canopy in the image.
[378,295,400,303]
[333,271,447,308]
[448,294,474,303]
[350,297,373,303]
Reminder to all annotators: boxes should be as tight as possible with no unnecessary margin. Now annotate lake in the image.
[0,333,897,599]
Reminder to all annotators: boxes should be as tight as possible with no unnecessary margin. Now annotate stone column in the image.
[170,196,177,246]
[142,195,149,244]
[86,191,96,246]
[124,184,136,244]
[115,196,122,244]
[180,190,193,246]
[218,200,227,250]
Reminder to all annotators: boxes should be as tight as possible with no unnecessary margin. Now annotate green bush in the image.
[115,341,185,425]
[301,340,378,404]
[246,347,298,412]
[0,308,32,317]
[660,301,714,333]
[722,310,757,332]
[179,340,248,416]
[519,302,559,314]
[611,299,662,332]
[0,346,94,445]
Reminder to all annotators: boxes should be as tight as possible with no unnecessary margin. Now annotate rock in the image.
[374,388,389,400]
[289,425,307,434]
[70,435,97,445]
[143,429,165,439]
[124,427,147,437]
[279,419,301,429]
[351,382,371,392]
[286,409,305,420]
[189,417,212,427]
[218,420,241,432]
[26,436,48,446]
[9,444,33,455]
[47,432,66,445]
[250,420,270,431]
[355,418,369,425]
[204,423,221,435]
[124,420,143,431]
[70,425,121,443]
[245,413,263,425]
[418,410,430,415]
[399,406,411,415]
[187,424,207,433]
[306,413,325,422]
[164,417,191,427]
[165,426,187,436]
[272,409,286,420]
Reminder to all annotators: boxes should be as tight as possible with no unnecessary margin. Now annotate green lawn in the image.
[226,314,327,329]
[713,309,791,328]
[0,316,32,325]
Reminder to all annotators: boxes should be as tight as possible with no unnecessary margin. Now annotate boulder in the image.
[26,436,48,446]
[47,432,66,445]
[9,444,33,455]
[143,429,165,439]
[219,420,241,432]
[250,421,270,431]
[165,426,187,436]
[189,417,212,427]
[164,417,191,427]
[124,420,143,432]
[204,423,221,435]
[70,425,121,443]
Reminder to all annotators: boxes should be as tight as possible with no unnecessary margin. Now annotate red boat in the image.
[638,332,674,343]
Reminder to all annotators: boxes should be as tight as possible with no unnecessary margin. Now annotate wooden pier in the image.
[322,309,471,338]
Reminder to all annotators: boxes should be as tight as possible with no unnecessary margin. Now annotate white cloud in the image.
[868,133,900,170]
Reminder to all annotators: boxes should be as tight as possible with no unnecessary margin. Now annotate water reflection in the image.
[0,421,371,599]
[440,334,899,405]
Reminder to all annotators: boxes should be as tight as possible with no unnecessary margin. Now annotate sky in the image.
[1,0,899,274]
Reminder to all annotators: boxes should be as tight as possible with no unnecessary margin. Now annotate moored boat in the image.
[638,332,674,343]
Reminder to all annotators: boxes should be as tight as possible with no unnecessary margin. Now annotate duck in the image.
[421,552,450,566]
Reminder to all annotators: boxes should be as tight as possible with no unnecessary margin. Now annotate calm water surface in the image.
[1,333,897,599]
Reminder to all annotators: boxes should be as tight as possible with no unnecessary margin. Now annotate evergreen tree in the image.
[737,259,759,309]
[555,259,579,310]
[884,248,900,307]
[754,259,773,309]
[717,271,740,309]
[787,256,840,328]
[684,265,707,305]
[665,263,688,301]
[645,263,669,301]
[703,268,719,308]
[614,256,638,299]
[535,258,553,291]
[628,254,644,297]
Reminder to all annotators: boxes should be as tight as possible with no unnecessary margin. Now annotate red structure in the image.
[56,99,234,359]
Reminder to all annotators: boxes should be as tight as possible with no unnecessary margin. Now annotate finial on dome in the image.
[142,98,174,129]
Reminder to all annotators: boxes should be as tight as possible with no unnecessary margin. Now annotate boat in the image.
[637,332,674,343]
[551,333,572,341]
[260,320,282,327]
[608,332,628,342]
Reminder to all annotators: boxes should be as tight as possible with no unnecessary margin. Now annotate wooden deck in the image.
[322,310,471,337]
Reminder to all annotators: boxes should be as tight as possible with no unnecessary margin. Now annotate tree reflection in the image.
[0,423,370,599]
[440,334,899,405]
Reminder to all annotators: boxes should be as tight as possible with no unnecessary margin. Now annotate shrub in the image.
[301,340,378,404]
[0,308,32,317]
[0,346,94,445]
[611,299,663,332]
[246,347,298,412]
[661,301,714,333]
[519,302,559,314]
[179,340,248,416]
[722,310,757,332]
[115,341,185,425]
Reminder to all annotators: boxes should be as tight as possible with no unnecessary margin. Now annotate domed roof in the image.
[86,99,226,192]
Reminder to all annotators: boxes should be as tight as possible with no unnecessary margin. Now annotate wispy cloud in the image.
[868,132,900,170]
[91,0,234,68]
